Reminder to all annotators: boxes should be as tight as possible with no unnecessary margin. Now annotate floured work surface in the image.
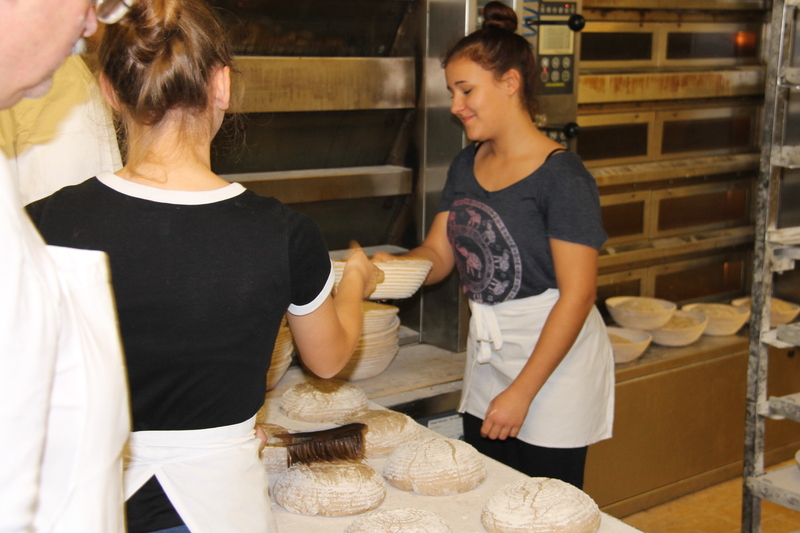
[261,398,642,533]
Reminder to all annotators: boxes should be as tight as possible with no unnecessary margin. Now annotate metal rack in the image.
[743,0,800,530]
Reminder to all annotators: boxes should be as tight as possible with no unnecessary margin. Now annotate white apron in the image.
[35,246,131,533]
[461,288,614,448]
[125,415,277,533]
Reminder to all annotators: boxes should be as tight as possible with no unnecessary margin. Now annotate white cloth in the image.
[0,154,130,533]
[460,289,615,448]
[0,56,121,204]
[125,415,278,533]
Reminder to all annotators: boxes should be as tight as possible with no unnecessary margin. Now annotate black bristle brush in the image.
[267,422,367,466]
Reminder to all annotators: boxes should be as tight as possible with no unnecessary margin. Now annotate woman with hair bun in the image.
[26,0,382,532]
[376,1,613,488]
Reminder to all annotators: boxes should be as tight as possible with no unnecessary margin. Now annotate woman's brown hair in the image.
[99,0,234,129]
[443,1,538,119]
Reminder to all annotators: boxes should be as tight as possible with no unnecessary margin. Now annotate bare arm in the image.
[374,211,456,285]
[481,238,599,440]
[287,248,382,378]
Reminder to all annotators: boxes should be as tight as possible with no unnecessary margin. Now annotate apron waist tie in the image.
[460,301,504,412]
[471,300,503,364]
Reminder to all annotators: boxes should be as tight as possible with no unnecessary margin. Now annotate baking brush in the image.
[268,422,367,466]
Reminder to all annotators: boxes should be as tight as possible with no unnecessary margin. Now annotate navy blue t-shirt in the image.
[438,145,607,305]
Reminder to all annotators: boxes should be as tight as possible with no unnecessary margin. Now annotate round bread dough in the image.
[382,436,487,495]
[345,508,452,533]
[258,422,289,474]
[481,478,601,533]
[337,409,421,458]
[273,461,386,516]
[280,378,368,422]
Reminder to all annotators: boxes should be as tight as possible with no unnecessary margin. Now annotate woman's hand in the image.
[341,243,384,298]
[255,423,268,452]
[480,384,533,440]
[371,251,396,264]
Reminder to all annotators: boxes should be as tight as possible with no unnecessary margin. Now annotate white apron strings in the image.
[461,289,615,448]
[125,414,277,533]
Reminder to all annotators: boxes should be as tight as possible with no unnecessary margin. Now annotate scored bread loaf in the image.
[382,436,487,495]
[481,478,601,533]
[337,409,421,458]
[279,378,368,422]
[272,460,386,516]
[345,508,452,533]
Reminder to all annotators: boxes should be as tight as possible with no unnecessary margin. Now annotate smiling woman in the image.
[374,1,614,490]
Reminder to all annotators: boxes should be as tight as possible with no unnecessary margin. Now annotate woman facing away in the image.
[376,1,614,489]
[26,1,382,532]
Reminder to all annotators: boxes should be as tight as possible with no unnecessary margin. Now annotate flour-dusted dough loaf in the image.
[273,461,386,516]
[345,508,452,533]
[280,378,368,422]
[382,436,487,495]
[337,409,421,458]
[481,478,601,533]
[258,422,289,474]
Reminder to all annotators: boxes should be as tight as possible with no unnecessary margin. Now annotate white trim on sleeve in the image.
[288,260,334,316]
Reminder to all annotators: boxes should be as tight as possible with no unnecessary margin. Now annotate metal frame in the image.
[743,0,799,531]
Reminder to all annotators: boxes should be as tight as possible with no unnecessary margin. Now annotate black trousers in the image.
[462,413,588,489]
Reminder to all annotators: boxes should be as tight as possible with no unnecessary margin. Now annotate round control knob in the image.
[567,14,585,32]
[562,122,580,139]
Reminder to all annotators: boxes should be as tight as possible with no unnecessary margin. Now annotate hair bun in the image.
[481,1,518,32]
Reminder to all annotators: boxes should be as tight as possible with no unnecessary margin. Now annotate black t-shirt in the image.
[438,145,607,305]
[26,173,333,532]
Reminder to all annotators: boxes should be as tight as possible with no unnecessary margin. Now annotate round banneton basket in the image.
[731,296,800,328]
[682,303,749,336]
[334,258,433,300]
[606,326,651,364]
[267,322,294,391]
[335,316,401,381]
[605,296,676,330]
[647,310,708,347]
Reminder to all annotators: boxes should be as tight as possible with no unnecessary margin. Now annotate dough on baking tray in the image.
[481,478,601,533]
[279,378,368,422]
[382,436,487,495]
[257,422,289,474]
[345,508,452,533]
[337,409,421,458]
[272,460,386,516]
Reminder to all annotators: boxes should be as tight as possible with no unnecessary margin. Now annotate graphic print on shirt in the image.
[447,198,522,304]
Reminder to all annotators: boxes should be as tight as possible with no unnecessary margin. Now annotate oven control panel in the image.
[526,1,578,96]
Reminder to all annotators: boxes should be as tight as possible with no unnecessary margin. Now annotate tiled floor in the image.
[620,462,800,533]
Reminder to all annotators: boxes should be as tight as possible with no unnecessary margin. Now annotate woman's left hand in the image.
[255,423,268,451]
[480,385,532,440]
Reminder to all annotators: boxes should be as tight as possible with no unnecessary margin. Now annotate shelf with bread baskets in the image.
[743,0,800,530]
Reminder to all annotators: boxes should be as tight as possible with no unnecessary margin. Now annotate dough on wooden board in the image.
[280,378,368,422]
[337,409,421,458]
[481,478,601,533]
[382,436,487,495]
[345,508,452,533]
[272,460,386,516]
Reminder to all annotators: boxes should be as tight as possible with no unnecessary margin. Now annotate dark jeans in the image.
[462,413,588,489]
[151,527,190,533]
